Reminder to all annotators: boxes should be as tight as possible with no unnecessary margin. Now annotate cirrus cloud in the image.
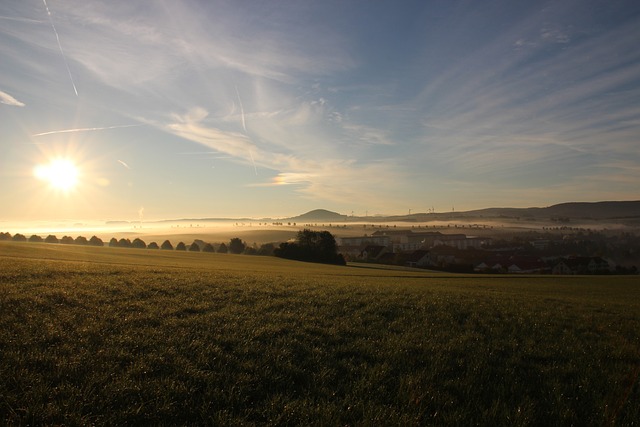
[0,89,24,107]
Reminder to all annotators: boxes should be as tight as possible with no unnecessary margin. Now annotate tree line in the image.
[1,232,253,254]
[1,229,345,265]
[1,232,105,246]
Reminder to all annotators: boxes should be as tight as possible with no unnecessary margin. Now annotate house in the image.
[377,252,398,265]
[553,257,590,275]
[475,254,547,274]
[474,262,491,272]
[551,260,574,275]
[425,245,461,267]
[372,229,413,239]
[397,232,443,251]
[433,234,492,250]
[507,259,548,274]
[371,230,442,252]
[368,230,492,252]
[360,245,388,261]
[588,257,611,274]
[474,255,509,273]
[405,250,430,268]
[338,245,365,259]
[530,239,550,250]
[337,235,391,260]
[337,235,391,248]
[551,257,611,275]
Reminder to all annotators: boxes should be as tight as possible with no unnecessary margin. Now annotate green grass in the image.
[1,242,639,426]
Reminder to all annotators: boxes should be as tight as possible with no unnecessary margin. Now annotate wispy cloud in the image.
[166,107,258,163]
[164,106,406,208]
[251,172,314,187]
[49,1,355,95]
[117,160,131,170]
[514,25,572,50]
[0,89,25,107]
[341,123,396,146]
[407,15,640,187]
[540,26,571,44]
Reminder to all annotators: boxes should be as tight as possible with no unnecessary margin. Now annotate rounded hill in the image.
[288,209,347,222]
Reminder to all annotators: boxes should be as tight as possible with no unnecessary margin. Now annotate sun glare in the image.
[34,158,79,192]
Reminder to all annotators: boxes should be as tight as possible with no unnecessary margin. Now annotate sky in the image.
[1,0,640,222]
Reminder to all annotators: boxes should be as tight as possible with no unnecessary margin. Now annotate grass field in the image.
[1,241,639,426]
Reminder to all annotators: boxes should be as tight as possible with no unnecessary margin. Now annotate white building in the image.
[336,235,391,248]
[433,235,491,250]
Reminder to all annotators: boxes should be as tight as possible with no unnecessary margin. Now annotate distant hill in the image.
[285,202,640,224]
[291,201,640,224]
[464,201,640,220]
[103,201,640,226]
[287,209,348,222]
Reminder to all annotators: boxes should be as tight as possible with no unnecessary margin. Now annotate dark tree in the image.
[258,243,276,256]
[176,242,187,251]
[45,235,59,244]
[217,243,228,253]
[274,229,345,265]
[12,233,27,242]
[147,242,159,249]
[89,236,104,246]
[74,236,88,245]
[202,243,215,252]
[132,238,147,249]
[161,240,174,250]
[109,238,118,247]
[118,238,132,248]
[60,236,74,244]
[229,238,246,254]
[188,242,200,252]
[0,232,11,241]
[29,235,43,243]
[243,246,258,255]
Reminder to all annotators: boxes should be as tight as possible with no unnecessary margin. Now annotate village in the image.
[336,228,639,275]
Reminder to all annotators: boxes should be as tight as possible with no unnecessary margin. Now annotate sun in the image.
[34,158,79,192]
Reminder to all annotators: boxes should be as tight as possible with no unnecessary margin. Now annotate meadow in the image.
[1,241,639,426]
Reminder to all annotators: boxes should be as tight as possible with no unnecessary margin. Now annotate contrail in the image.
[32,124,143,137]
[234,84,255,175]
[42,0,78,96]
[234,84,247,132]
[249,150,257,176]
[0,15,43,23]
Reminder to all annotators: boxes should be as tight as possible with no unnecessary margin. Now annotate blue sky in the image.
[1,0,639,221]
